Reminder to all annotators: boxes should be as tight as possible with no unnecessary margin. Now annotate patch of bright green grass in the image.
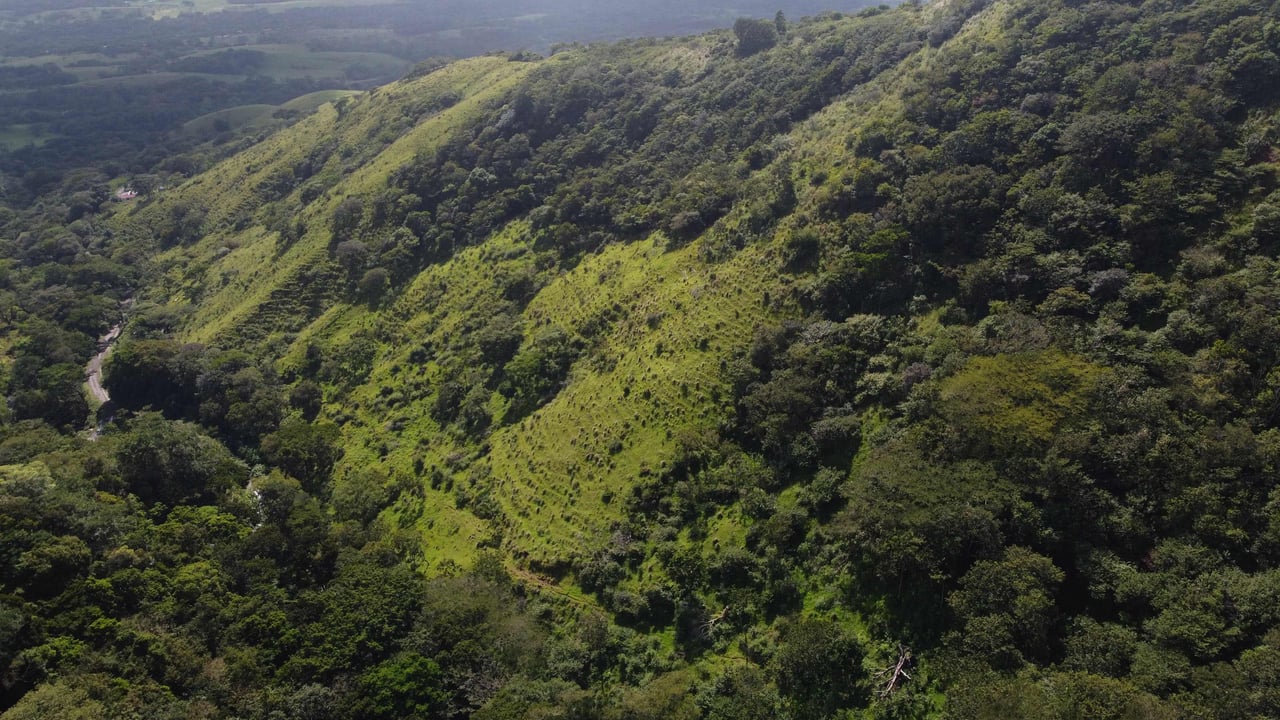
[180,104,279,137]
[144,37,939,581]
[279,89,361,113]
[138,56,532,348]
[145,47,799,569]
[0,52,127,81]
[14,0,396,21]
[0,124,57,150]
[313,224,778,570]
[72,72,235,88]
[939,349,1109,451]
[0,462,53,485]
[179,43,408,82]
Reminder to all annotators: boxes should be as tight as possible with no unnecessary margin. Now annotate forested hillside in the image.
[4,0,1280,717]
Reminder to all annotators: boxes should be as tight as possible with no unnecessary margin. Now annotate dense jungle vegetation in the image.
[4,0,1280,717]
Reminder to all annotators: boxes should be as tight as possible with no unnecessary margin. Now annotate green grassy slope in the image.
[101,0,1280,711]
[180,104,280,136]
[313,224,779,570]
[137,55,534,343]
[127,24,893,567]
[121,5,1042,572]
[279,89,361,113]
[0,123,57,150]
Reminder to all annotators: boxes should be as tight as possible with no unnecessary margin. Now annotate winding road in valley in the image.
[86,321,124,439]
[87,323,122,406]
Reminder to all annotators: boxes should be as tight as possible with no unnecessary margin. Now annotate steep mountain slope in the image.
[65,0,1280,714]
[123,8,931,570]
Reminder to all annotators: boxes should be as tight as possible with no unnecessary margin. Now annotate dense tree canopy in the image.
[5,0,1280,716]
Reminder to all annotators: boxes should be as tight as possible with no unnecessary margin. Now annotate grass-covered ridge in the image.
[124,13,935,570]
[134,55,535,344]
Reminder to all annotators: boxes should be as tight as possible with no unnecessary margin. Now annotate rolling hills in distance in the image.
[0,0,871,182]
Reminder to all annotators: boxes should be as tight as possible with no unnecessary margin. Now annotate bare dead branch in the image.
[876,645,913,698]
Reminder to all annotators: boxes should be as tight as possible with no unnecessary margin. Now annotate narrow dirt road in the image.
[86,323,122,406]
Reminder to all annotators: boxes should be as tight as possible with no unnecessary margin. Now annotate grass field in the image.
[279,89,360,113]
[0,72,361,154]
[0,123,58,150]
[0,51,129,81]
[72,71,235,88]
[180,104,279,136]
[178,90,362,139]
[150,0,403,18]
[0,45,404,101]
[264,50,407,82]
[179,43,409,82]
[255,217,779,571]
[8,0,404,21]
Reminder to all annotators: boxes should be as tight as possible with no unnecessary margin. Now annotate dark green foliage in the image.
[196,351,285,446]
[13,534,91,601]
[0,424,557,718]
[114,413,246,506]
[331,197,365,242]
[332,467,391,524]
[500,326,582,422]
[945,671,1176,720]
[9,362,88,430]
[154,199,207,248]
[697,665,784,719]
[946,547,1064,670]
[6,319,97,429]
[104,339,204,416]
[8,0,1280,716]
[390,8,924,267]
[901,165,1006,257]
[736,316,891,465]
[734,18,779,56]
[260,418,342,492]
[351,652,449,720]
[289,380,324,421]
[282,551,425,680]
[357,267,390,304]
[773,619,865,718]
[475,311,525,366]
[105,341,285,449]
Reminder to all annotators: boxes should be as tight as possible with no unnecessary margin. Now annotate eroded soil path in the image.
[86,323,122,406]
[86,321,124,439]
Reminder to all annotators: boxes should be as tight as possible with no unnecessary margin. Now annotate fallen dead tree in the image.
[875,645,913,698]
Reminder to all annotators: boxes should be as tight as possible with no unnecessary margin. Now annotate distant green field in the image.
[2,46,405,93]
[279,89,361,113]
[62,64,121,82]
[12,0,402,21]
[0,123,58,150]
[172,44,408,82]
[146,0,402,19]
[180,104,279,137]
[179,91,362,141]
[252,44,407,81]
[0,51,129,67]
[73,71,235,88]
[0,52,126,81]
